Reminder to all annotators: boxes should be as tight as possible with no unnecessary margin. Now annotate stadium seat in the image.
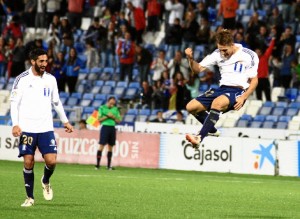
[249,120,263,128]
[258,106,273,116]
[285,107,299,117]
[271,107,285,116]
[275,101,288,108]
[262,121,275,129]
[66,97,79,106]
[101,85,113,95]
[265,115,278,122]
[128,82,141,89]
[123,114,136,123]
[117,81,128,88]
[113,86,126,99]
[127,108,139,115]
[92,99,103,108]
[105,80,117,87]
[194,45,205,61]
[91,86,101,94]
[95,93,107,101]
[87,73,98,81]
[123,87,139,100]
[82,93,94,100]
[276,121,288,129]
[139,109,151,116]
[262,101,275,107]
[102,67,115,74]
[99,72,113,81]
[90,67,102,74]
[285,88,298,101]
[83,106,96,114]
[79,99,92,107]
[244,104,261,117]
[71,92,82,99]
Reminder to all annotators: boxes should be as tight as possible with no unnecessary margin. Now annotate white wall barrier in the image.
[1,125,299,177]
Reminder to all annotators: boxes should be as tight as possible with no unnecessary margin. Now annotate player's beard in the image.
[34,63,46,76]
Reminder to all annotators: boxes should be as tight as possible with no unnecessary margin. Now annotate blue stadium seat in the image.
[259,106,273,115]
[87,73,98,80]
[113,86,126,99]
[123,114,136,123]
[82,93,94,100]
[59,92,70,98]
[278,115,292,122]
[91,86,101,94]
[137,115,149,122]
[90,67,102,74]
[127,108,139,115]
[101,85,113,95]
[94,80,104,87]
[71,92,82,99]
[249,120,263,128]
[285,107,299,117]
[53,121,62,128]
[66,97,79,106]
[139,109,151,116]
[236,114,252,127]
[262,121,275,129]
[275,101,288,108]
[262,101,275,107]
[83,106,95,114]
[265,115,278,122]
[276,121,288,129]
[151,109,163,115]
[272,107,285,116]
[105,80,117,87]
[95,93,107,101]
[117,81,128,88]
[123,87,139,100]
[128,82,141,89]
[285,88,298,101]
[253,115,266,122]
[79,99,92,107]
[102,67,115,74]
[92,99,103,108]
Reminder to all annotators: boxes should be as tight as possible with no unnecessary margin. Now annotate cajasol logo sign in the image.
[181,140,232,166]
[252,142,275,170]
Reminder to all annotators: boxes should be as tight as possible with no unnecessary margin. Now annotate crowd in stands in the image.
[1,0,300,124]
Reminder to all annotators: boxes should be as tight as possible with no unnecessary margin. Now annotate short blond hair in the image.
[215,29,234,46]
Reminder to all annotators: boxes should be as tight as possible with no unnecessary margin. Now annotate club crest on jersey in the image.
[11,90,17,98]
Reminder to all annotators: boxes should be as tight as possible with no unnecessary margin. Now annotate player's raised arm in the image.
[185,47,207,73]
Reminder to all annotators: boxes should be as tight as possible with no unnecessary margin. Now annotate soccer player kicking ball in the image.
[185,29,259,148]
[10,48,74,207]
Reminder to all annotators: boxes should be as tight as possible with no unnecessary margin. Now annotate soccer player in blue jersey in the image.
[10,48,74,207]
[185,29,259,148]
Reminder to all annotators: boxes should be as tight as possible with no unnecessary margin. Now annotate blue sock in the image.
[23,167,34,199]
[199,109,220,141]
[195,111,218,133]
[43,165,55,184]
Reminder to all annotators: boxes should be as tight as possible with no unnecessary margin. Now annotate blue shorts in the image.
[196,85,245,112]
[99,125,116,146]
[18,131,57,157]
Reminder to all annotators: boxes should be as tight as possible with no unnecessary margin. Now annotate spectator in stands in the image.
[146,0,161,32]
[234,32,249,48]
[52,51,65,92]
[46,14,61,45]
[67,0,84,30]
[126,1,146,45]
[2,14,23,41]
[218,0,238,30]
[270,56,282,87]
[267,7,284,34]
[152,80,164,109]
[278,25,296,54]
[135,44,153,84]
[281,0,295,23]
[151,49,168,83]
[140,80,154,109]
[172,71,191,111]
[22,0,36,28]
[85,17,102,44]
[255,25,270,51]
[167,50,189,80]
[279,43,296,89]
[45,0,62,27]
[150,110,166,123]
[10,38,26,78]
[116,11,130,31]
[164,0,184,30]
[165,18,183,60]
[0,0,16,25]
[35,0,47,28]
[5,37,14,79]
[62,47,83,93]
[186,71,200,99]
[116,31,135,82]
[174,110,185,124]
[196,17,210,45]
[59,33,73,55]
[181,11,199,53]
[105,0,122,15]
[59,17,73,39]
[45,46,55,73]
[101,8,112,29]
[84,41,99,70]
[195,1,209,24]
[246,0,262,10]
[0,37,7,78]
[291,59,300,88]
[95,96,121,170]
[255,37,276,101]
[160,70,171,110]
[246,12,266,50]
[78,119,87,130]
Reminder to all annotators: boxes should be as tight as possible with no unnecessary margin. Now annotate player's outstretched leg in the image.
[194,111,220,136]
[21,167,35,207]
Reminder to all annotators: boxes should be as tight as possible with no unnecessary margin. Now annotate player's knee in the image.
[24,160,34,169]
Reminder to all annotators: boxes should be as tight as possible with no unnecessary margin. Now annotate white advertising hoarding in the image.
[159,134,299,176]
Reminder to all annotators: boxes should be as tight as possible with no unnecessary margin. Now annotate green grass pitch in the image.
[0,160,300,219]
